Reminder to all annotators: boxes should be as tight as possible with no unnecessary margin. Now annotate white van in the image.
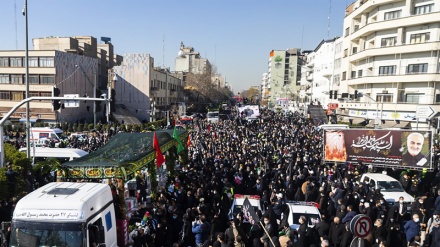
[359,173,414,206]
[10,182,119,247]
[30,127,65,142]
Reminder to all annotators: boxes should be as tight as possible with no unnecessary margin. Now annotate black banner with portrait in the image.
[242,198,260,225]
[324,129,432,170]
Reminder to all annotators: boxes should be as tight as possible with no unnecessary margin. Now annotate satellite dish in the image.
[178,50,186,57]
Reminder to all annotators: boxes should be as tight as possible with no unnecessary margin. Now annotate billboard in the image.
[238,105,260,118]
[324,129,432,169]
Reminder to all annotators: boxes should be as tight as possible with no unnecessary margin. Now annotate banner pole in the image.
[259,221,276,247]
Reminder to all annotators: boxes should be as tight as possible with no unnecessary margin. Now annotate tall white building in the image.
[302,38,341,109]
[338,0,440,128]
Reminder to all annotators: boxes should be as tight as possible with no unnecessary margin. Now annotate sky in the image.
[0,0,350,93]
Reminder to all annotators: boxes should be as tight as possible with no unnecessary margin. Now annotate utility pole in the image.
[24,0,30,160]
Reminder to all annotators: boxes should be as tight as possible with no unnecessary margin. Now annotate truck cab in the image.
[10,182,118,247]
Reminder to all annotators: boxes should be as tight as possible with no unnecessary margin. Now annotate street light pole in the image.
[93,73,96,126]
[24,0,30,160]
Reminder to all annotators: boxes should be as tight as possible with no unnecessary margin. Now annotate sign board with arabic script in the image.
[13,210,82,220]
[324,129,432,170]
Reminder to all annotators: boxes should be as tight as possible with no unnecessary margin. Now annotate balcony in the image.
[347,73,440,86]
[150,86,158,91]
[349,11,440,41]
[349,41,439,62]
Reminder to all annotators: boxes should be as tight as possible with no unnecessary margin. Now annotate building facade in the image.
[0,50,97,123]
[338,0,440,128]
[301,38,341,109]
[266,49,303,108]
[174,42,212,82]
[113,54,184,123]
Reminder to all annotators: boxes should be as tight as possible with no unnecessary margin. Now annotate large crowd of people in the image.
[127,110,440,247]
[3,108,440,247]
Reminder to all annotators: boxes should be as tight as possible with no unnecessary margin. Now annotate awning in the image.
[351,118,366,125]
[366,120,410,129]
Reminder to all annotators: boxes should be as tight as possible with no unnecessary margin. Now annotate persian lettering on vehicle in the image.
[324,129,432,169]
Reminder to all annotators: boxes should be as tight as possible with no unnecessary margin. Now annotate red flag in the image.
[187,134,191,147]
[153,132,165,168]
[207,124,211,133]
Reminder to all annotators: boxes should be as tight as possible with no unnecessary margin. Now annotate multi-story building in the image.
[113,54,184,123]
[338,0,440,128]
[266,49,303,108]
[261,73,269,102]
[174,42,212,82]
[301,38,341,109]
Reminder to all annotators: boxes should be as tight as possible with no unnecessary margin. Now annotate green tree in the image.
[3,143,33,200]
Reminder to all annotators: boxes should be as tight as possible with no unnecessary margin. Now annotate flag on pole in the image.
[153,132,165,168]
[173,127,185,154]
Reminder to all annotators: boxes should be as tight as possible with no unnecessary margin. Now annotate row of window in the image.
[350,93,440,104]
[0,91,51,101]
[379,32,430,48]
[150,79,182,91]
[342,63,429,80]
[0,57,54,67]
[0,74,54,84]
[347,4,434,36]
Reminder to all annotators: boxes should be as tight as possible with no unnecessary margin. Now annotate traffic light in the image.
[329,91,333,99]
[354,90,358,99]
[52,86,61,111]
[333,91,338,99]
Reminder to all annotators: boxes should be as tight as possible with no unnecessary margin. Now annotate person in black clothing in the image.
[373,219,388,245]
[400,172,412,193]
[328,217,344,247]
[296,215,308,247]
[315,214,330,241]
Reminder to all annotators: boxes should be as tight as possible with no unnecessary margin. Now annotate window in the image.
[358,70,363,78]
[379,66,396,75]
[335,42,342,53]
[381,37,397,47]
[345,27,350,37]
[414,4,433,15]
[344,49,348,58]
[334,58,341,69]
[0,92,10,100]
[40,75,54,85]
[407,63,428,74]
[39,57,54,67]
[0,75,8,84]
[29,92,39,97]
[0,58,8,67]
[40,92,51,97]
[11,92,24,101]
[27,57,38,67]
[11,75,23,84]
[10,57,22,67]
[384,10,401,20]
[29,75,39,84]
[352,47,358,54]
[376,94,393,102]
[342,72,347,80]
[334,75,340,86]
[410,33,430,44]
[351,71,357,79]
[406,93,423,103]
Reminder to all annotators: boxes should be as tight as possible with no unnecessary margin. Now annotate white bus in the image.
[19,147,88,163]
